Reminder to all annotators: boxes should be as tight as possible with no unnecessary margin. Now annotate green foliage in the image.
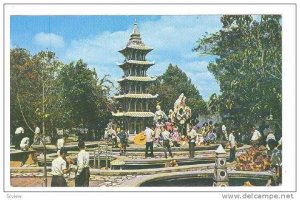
[194,15,282,130]
[59,59,111,130]
[147,64,207,121]
[10,48,112,139]
[10,49,63,135]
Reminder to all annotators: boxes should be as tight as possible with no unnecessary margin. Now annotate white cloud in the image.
[34,32,65,48]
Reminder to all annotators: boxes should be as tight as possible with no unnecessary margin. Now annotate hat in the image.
[134,132,146,146]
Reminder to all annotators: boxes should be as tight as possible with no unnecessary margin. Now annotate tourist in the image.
[171,126,181,147]
[144,126,155,158]
[14,126,24,150]
[75,141,90,187]
[51,147,71,187]
[204,129,217,144]
[154,120,164,146]
[165,118,173,132]
[20,137,30,151]
[251,126,262,146]
[161,126,173,158]
[187,124,197,158]
[118,129,127,155]
[228,130,236,162]
[110,127,118,148]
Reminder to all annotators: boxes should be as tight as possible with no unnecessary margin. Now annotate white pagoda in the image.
[112,22,158,133]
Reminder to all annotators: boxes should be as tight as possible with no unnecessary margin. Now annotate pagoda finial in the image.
[132,20,140,35]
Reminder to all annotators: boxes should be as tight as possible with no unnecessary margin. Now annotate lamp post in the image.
[42,55,48,187]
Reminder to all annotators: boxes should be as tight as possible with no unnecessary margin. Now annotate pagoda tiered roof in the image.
[117,60,154,67]
[114,93,158,99]
[117,76,156,82]
[112,111,155,118]
[119,45,153,53]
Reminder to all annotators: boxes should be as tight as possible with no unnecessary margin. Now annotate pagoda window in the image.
[134,84,137,94]
[134,101,137,111]
[146,102,149,111]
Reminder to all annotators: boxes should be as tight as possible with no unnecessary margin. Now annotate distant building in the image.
[112,22,158,133]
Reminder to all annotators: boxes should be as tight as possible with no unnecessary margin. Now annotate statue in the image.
[154,102,167,123]
[173,93,192,135]
[168,109,175,123]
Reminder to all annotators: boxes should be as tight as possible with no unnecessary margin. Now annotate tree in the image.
[10,48,32,135]
[147,64,207,122]
[10,48,63,138]
[59,60,112,135]
[194,15,282,131]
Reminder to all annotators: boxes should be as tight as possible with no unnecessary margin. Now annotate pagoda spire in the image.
[127,22,142,46]
[132,20,140,35]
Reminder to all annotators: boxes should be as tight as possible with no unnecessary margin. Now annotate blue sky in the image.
[10,15,223,100]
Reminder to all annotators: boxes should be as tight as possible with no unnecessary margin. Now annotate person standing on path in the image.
[51,148,71,187]
[187,124,197,158]
[144,126,155,158]
[161,126,173,159]
[75,141,90,187]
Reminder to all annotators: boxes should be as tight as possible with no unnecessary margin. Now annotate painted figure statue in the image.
[173,93,192,135]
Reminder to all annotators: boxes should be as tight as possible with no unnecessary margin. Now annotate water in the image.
[140,177,272,187]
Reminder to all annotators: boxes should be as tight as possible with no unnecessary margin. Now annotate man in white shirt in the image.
[251,127,261,146]
[161,126,173,158]
[144,126,155,158]
[228,130,236,162]
[75,141,90,187]
[14,126,24,150]
[187,125,197,158]
[51,148,71,187]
